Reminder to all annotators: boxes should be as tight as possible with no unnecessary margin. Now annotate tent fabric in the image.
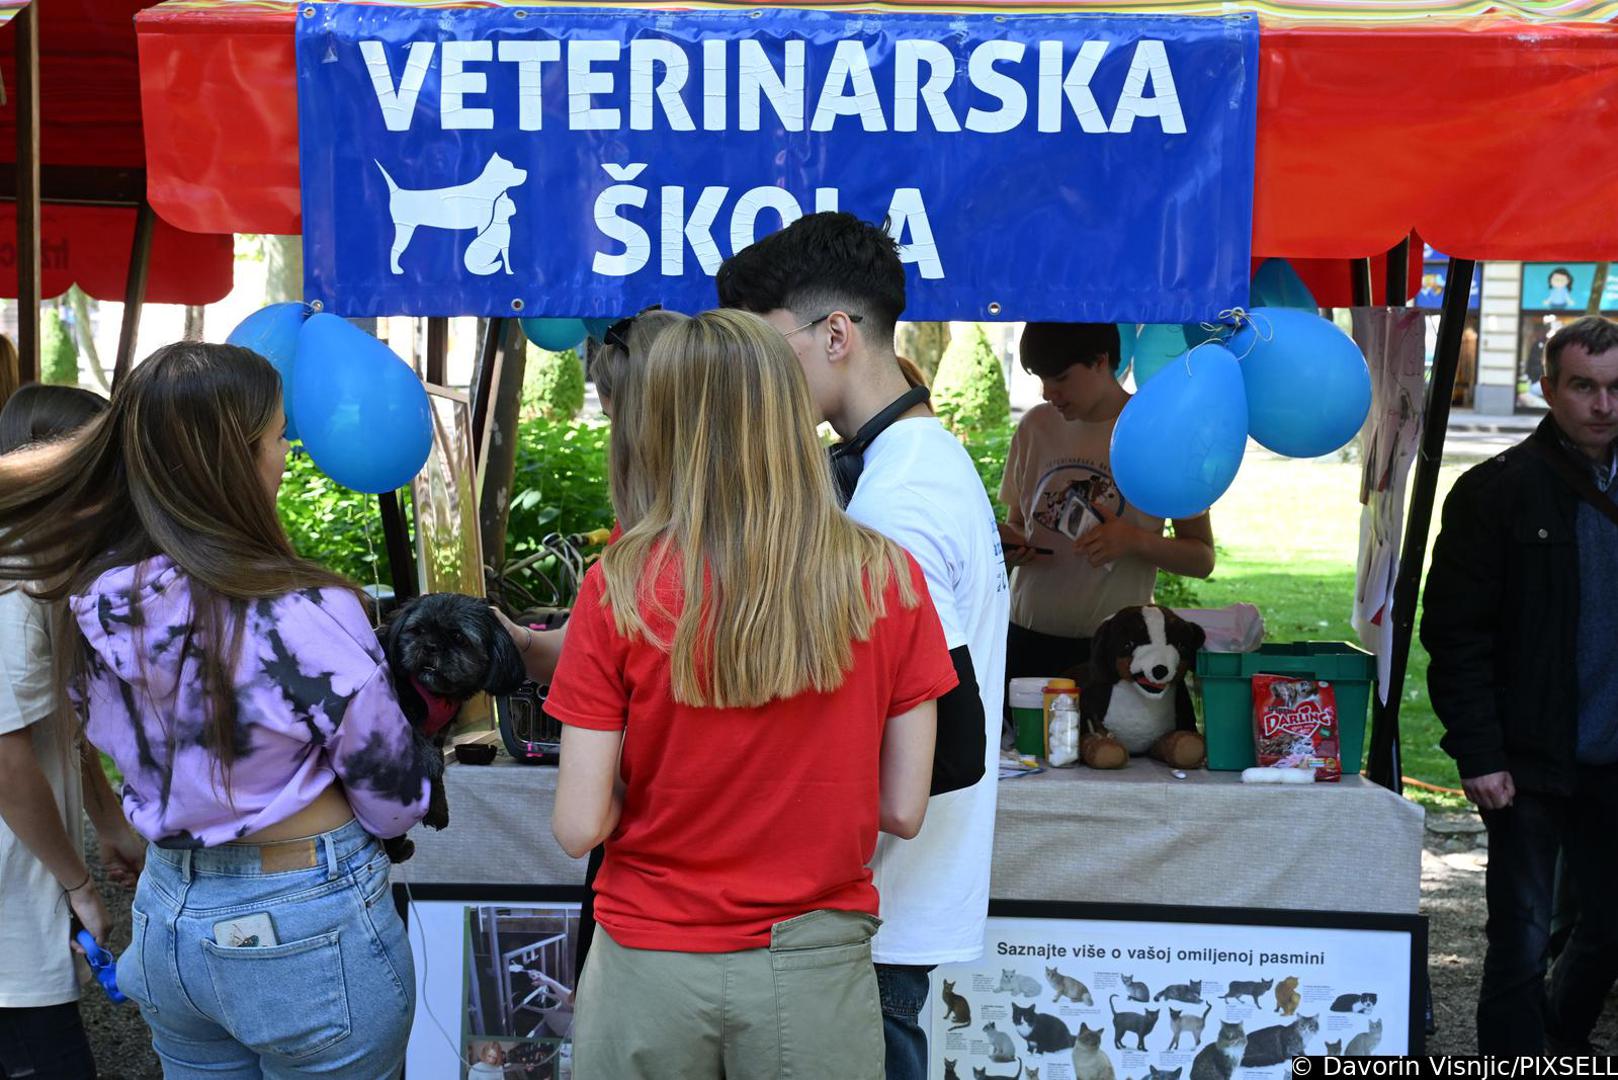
[141,0,1618,19]
[134,2,1618,267]
[0,0,234,304]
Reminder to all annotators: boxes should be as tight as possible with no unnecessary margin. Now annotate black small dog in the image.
[380,593,528,862]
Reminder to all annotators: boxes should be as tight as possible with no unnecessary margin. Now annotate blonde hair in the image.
[590,309,689,530]
[601,309,916,709]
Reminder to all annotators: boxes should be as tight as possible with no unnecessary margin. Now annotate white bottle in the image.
[1048,692,1080,767]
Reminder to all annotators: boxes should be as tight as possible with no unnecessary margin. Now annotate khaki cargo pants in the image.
[571,909,885,1079]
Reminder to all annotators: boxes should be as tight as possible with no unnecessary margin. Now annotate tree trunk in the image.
[479,321,529,586]
[895,322,952,384]
[263,236,304,305]
[1587,263,1609,316]
[67,286,110,394]
[183,305,205,342]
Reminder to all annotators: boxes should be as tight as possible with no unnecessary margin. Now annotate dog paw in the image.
[1080,733,1129,770]
[385,836,416,864]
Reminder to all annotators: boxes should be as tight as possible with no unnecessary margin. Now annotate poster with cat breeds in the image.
[928,905,1421,1080]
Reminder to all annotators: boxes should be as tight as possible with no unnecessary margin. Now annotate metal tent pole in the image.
[111,200,157,387]
[13,2,41,385]
[1365,257,1476,791]
[1351,257,1374,307]
[1386,237,1411,306]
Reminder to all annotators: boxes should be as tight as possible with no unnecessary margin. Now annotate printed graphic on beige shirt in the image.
[1001,405,1164,639]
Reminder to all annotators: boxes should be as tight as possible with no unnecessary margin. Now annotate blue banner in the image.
[297,5,1258,322]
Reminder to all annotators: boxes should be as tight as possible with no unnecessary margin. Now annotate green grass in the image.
[1192,451,1471,811]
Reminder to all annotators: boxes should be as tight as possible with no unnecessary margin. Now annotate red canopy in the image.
[0,0,233,304]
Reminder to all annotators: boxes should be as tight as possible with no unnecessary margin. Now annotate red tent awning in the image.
[132,3,1618,303]
[0,0,234,304]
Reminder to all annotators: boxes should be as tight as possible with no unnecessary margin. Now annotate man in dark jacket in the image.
[1423,315,1618,1056]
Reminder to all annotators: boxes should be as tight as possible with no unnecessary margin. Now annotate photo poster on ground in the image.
[396,885,584,1080]
[928,904,1422,1079]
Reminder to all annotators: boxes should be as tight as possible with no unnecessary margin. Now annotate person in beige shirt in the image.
[998,322,1216,694]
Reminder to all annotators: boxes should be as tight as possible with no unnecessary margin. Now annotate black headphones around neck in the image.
[828,385,932,506]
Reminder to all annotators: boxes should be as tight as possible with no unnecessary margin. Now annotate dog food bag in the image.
[1251,674,1341,782]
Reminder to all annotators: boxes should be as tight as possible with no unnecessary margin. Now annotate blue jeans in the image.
[119,819,415,1078]
[875,964,933,1080]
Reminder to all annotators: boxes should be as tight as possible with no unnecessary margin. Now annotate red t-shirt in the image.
[544,552,958,953]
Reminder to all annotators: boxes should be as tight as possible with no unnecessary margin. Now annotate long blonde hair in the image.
[602,309,916,709]
[590,308,689,530]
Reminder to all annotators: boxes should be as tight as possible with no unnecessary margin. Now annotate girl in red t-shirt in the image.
[545,309,956,1079]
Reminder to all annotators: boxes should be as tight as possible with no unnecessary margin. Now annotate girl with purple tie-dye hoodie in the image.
[0,343,430,1077]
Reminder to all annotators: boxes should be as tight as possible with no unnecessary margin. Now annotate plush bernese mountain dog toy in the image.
[1077,605,1206,770]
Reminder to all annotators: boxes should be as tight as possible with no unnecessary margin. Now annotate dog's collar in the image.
[410,677,461,736]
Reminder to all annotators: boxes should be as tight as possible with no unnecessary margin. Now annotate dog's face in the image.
[1094,606,1206,700]
[487,152,528,189]
[383,593,527,700]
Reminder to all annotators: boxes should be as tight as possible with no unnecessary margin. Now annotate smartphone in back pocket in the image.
[212,913,278,948]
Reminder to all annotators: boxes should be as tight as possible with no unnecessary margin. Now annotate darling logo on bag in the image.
[377,151,529,276]
[1259,703,1333,741]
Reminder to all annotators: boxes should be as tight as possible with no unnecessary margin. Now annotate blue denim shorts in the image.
[119,819,414,1079]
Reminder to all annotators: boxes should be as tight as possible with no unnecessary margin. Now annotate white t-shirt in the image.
[846,416,1009,965]
[0,586,84,1008]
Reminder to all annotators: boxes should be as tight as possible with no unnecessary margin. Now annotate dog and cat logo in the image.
[377,152,527,277]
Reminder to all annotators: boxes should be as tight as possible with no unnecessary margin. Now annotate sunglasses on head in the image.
[603,305,664,352]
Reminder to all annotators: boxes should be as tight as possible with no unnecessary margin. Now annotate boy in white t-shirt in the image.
[999,323,1216,692]
[719,213,1009,1080]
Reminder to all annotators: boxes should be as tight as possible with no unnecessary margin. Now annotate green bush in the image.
[958,419,1015,522]
[933,323,1010,436]
[276,450,402,586]
[523,346,586,421]
[41,308,78,385]
[506,417,613,559]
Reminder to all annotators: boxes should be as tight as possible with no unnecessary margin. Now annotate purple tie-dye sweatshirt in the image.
[71,557,429,849]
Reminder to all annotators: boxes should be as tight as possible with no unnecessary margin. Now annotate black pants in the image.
[1478,764,1618,1055]
[0,1002,96,1080]
[1004,623,1090,723]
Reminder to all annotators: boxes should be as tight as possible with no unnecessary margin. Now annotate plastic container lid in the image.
[1009,678,1051,709]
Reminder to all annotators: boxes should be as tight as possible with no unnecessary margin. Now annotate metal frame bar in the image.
[470,316,507,458]
[13,2,41,385]
[1386,237,1411,306]
[1365,257,1477,791]
[377,490,417,602]
[111,200,157,388]
[0,164,146,207]
[426,316,448,386]
[1351,257,1375,307]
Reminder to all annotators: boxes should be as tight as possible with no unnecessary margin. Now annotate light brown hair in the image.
[0,342,353,776]
[590,309,688,531]
[601,309,917,709]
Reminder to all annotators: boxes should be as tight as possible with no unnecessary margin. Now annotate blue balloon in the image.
[1250,258,1318,311]
[1228,307,1372,458]
[292,315,433,494]
[1112,343,1248,520]
[583,317,616,342]
[226,302,309,440]
[520,318,588,352]
[1132,322,1223,386]
[1115,324,1136,379]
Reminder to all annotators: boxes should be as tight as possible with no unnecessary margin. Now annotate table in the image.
[396,757,1424,915]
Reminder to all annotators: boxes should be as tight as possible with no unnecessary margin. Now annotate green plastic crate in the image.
[1196,642,1377,772]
